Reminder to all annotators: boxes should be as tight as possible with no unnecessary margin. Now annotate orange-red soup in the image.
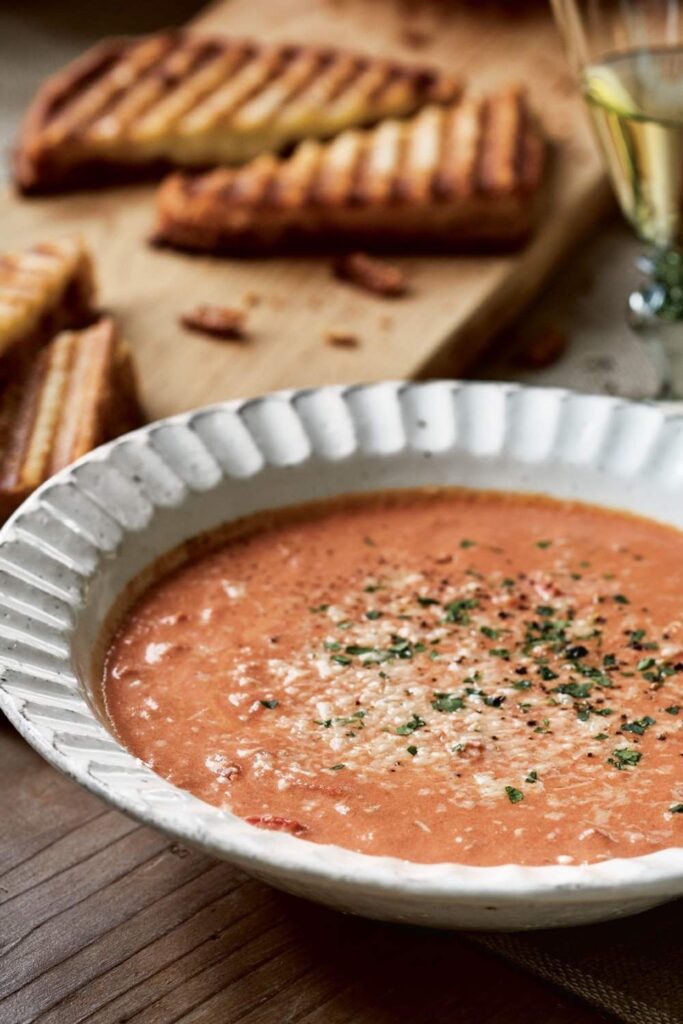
[103,490,683,866]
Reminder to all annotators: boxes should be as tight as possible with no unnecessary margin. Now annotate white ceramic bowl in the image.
[1,381,683,931]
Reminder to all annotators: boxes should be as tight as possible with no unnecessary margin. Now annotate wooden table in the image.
[0,726,611,1023]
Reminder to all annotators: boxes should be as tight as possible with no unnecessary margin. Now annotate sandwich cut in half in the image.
[0,237,96,371]
[0,318,144,523]
[152,88,545,253]
[15,31,462,193]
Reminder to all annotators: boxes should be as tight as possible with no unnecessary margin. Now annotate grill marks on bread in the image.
[0,238,96,363]
[0,318,143,521]
[15,31,462,192]
[153,89,544,252]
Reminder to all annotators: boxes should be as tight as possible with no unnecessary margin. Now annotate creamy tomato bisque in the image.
[103,490,683,866]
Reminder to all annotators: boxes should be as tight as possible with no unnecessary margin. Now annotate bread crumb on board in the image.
[180,305,248,340]
[399,24,434,48]
[513,325,567,369]
[325,327,360,348]
[333,252,409,298]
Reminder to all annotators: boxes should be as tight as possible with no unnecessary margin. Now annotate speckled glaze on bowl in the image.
[1,381,683,931]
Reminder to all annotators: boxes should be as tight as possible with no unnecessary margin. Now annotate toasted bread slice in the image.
[153,89,545,253]
[0,318,143,522]
[0,237,96,371]
[15,31,462,193]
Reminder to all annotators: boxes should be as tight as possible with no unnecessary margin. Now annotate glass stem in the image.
[628,248,683,398]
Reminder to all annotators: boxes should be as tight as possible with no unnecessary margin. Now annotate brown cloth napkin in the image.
[470,898,683,1024]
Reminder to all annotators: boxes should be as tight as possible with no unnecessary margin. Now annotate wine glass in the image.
[551,0,683,396]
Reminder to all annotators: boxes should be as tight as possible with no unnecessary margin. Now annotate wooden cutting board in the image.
[0,0,611,421]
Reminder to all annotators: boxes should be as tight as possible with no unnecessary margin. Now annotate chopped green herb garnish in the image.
[396,713,426,736]
[315,711,366,729]
[431,693,465,713]
[489,647,510,660]
[525,770,539,784]
[443,598,479,624]
[260,699,279,709]
[416,595,440,607]
[622,715,656,736]
[310,603,329,613]
[365,609,382,620]
[554,681,592,699]
[595,732,609,740]
[505,786,524,804]
[665,705,680,715]
[670,804,683,814]
[407,745,418,756]
[387,636,416,659]
[324,640,341,652]
[512,679,532,691]
[643,664,676,684]
[575,662,612,688]
[603,654,618,669]
[334,712,366,727]
[536,605,554,617]
[536,540,552,549]
[525,617,571,652]
[608,747,642,770]
[328,764,346,771]
[502,577,515,588]
[613,594,630,604]
[480,625,501,640]
[331,654,352,666]
[637,657,656,672]
[538,666,559,681]
[345,645,374,656]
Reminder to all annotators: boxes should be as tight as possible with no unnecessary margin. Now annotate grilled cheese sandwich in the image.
[0,318,143,522]
[15,31,462,193]
[153,89,545,252]
[0,237,96,368]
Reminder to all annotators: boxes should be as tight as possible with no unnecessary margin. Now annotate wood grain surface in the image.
[0,728,611,1024]
[0,0,611,422]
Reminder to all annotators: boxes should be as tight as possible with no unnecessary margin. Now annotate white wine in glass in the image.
[552,1,683,393]
[584,47,683,252]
